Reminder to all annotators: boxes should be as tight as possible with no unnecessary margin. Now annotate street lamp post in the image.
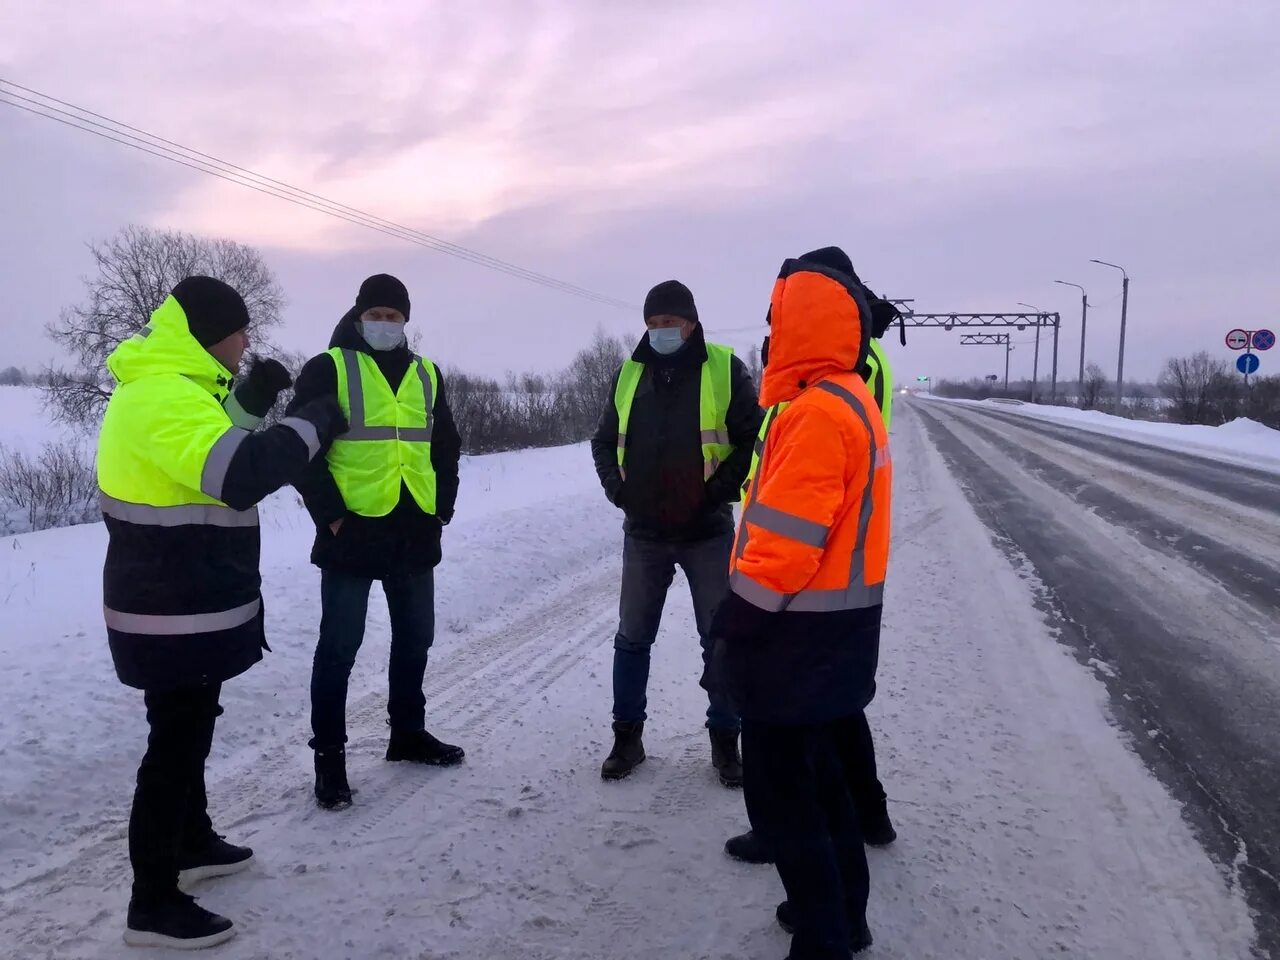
[1018,303,1043,403]
[1055,280,1089,401]
[1090,260,1130,412]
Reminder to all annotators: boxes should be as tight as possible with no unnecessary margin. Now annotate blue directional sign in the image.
[1253,329,1276,351]
[1237,353,1260,375]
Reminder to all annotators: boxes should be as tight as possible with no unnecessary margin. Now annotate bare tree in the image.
[745,344,762,387]
[1158,351,1232,424]
[1080,363,1109,410]
[44,225,286,426]
[0,366,27,386]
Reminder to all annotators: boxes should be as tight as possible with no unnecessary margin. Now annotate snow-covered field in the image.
[0,390,1260,958]
[930,395,1280,473]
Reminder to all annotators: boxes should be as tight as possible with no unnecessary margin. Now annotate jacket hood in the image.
[759,259,870,408]
[106,295,233,399]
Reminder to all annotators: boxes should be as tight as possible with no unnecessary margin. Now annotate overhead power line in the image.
[0,78,636,311]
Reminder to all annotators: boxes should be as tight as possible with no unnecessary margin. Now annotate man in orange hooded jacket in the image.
[711,253,891,957]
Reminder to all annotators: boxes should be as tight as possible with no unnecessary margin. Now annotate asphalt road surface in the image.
[909,397,1280,959]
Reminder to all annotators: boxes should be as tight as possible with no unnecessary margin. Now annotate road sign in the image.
[1237,353,1260,375]
[916,376,930,382]
[1226,329,1250,350]
[1252,329,1276,351]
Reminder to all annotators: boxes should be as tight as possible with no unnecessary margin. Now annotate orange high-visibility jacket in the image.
[729,259,892,613]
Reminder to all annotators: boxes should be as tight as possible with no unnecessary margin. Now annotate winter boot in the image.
[859,805,898,847]
[124,892,235,949]
[386,728,465,766]
[177,834,254,889]
[709,728,743,788]
[600,721,646,781]
[315,747,353,810]
[775,901,874,954]
[724,829,774,864]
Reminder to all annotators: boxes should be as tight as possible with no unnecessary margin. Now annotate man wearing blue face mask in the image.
[287,274,464,809]
[591,280,763,785]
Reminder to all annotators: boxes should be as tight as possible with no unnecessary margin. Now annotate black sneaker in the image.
[177,834,254,889]
[724,829,774,864]
[124,892,235,949]
[315,747,353,809]
[775,901,873,954]
[386,729,465,766]
[709,729,743,789]
[600,721,645,781]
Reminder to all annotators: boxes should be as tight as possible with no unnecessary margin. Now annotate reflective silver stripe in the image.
[104,598,262,636]
[338,350,433,444]
[100,492,259,528]
[875,446,892,469]
[136,326,153,340]
[341,349,365,429]
[222,390,263,431]
[199,427,250,501]
[703,458,720,480]
[700,429,731,446]
[730,570,788,612]
[414,359,436,440]
[787,578,885,613]
[744,501,830,548]
[816,381,878,552]
[279,416,321,459]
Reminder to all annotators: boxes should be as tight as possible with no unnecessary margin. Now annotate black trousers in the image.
[833,710,888,818]
[129,684,222,905]
[742,717,868,960]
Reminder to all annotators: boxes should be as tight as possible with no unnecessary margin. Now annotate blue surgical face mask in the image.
[648,326,686,355]
[359,319,406,351]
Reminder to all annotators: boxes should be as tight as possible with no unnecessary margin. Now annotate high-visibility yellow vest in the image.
[745,338,891,489]
[327,347,439,517]
[865,339,893,430]
[614,342,734,481]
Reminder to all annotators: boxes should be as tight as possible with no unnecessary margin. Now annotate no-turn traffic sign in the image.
[1226,329,1250,350]
[1253,329,1276,351]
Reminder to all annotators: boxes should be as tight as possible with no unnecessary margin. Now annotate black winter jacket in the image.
[287,308,462,579]
[590,326,762,543]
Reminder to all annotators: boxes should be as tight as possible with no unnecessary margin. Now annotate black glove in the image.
[291,395,348,452]
[605,476,626,510]
[235,357,294,417]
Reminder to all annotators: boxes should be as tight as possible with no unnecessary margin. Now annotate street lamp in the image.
[1054,280,1089,398]
[1017,302,1043,402]
[1090,260,1130,411]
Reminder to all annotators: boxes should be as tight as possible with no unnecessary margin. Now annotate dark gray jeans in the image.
[612,532,738,731]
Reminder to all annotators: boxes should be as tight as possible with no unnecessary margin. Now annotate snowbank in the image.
[929,396,1280,473]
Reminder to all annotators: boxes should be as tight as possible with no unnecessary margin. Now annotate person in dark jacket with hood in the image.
[98,276,346,949]
[287,274,463,810]
[590,280,762,786]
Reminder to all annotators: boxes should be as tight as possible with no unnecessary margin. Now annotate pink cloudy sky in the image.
[2,1,1278,385]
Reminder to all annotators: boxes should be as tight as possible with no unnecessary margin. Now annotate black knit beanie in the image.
[173,276,252,347]
[355,274,411,322]
[643,280,698,324]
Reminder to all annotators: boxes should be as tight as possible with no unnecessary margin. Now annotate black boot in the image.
[315,747,353,810]
[709,728,743,788]
[724,829,774,864]
[601,721,645,781]
[776,901,874,954]
[124,892,235,949]
[859,804,898,847]
[386,728,465,766]
[177,834,254,889]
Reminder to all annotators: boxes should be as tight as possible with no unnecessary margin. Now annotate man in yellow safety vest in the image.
[591,280,763,786]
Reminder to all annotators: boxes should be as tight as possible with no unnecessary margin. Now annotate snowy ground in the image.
[930,395,1280,473]
[0,404,1260,957]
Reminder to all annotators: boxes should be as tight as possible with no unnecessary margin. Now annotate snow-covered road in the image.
[0,407,1261,958]
[915,396,1280,959]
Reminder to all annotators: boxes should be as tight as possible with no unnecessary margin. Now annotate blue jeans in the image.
[310,569,435,749]
[612,532,738,732]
